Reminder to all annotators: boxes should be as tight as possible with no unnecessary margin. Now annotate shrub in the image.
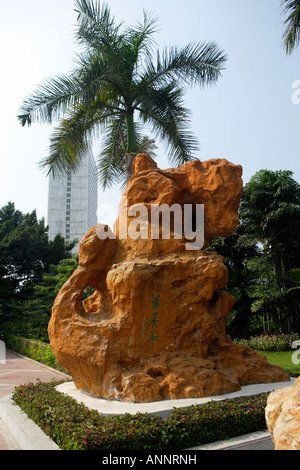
[162,395,268,449]
[235,333,300,351]
[13,380,269,450]
[3,334,68,373]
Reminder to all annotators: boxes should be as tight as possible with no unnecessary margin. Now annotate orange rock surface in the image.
[265,377,300,450]
[48,155,290,402]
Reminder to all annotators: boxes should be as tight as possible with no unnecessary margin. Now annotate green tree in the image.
[239,170,299,333]
[19,257,79,340]
[281,0,300,54]
[241,170,300,280]
[18,0,227,187]
[246,255,283,334]
[207,224,259,338]
[208,170,300,337]
[0,202,74,331]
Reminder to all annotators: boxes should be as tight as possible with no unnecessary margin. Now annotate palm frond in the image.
[39,99,119,177]
[75,51,127,106]
[39,123,90,177]
[281,0,300,54]
[137,81,199,165]
[75,0,104,20]
[97,118,158,189]
[75,0,123,53]
[124,10,159,67]
[17,73,81,127]
[142,41,227,89]
[97,116,127,189]
[138,135,158,157]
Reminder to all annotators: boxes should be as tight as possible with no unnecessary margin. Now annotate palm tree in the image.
[281,0,300,54]
[18,0,227,187]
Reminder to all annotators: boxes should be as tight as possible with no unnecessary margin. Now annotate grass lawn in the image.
[257,350,300,376]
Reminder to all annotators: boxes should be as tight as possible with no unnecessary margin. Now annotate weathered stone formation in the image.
[48,154,290,402]
[265,377,300,450]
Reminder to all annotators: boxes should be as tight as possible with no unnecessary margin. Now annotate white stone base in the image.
[57,378,295,419]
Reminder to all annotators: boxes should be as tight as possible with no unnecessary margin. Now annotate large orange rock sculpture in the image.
[48,155,290,402]
[265,377,300,450]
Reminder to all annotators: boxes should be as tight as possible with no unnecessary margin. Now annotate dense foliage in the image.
[208,170,300,337]
[13,380,269,450]
[0,202,76,340]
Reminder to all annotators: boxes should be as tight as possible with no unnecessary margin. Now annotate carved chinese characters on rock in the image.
[143,295,160,343]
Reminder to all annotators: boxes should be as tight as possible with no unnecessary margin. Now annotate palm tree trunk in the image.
[125,152,137,181]
[126,113,138,181]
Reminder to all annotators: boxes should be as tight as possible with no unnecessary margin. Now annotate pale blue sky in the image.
[0,0,299,227]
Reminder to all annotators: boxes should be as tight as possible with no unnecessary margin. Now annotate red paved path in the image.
[0,350,70,450]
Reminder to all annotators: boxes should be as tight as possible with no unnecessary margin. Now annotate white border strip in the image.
[0,394,60,451]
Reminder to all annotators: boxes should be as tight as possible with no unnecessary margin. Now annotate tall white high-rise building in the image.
[47,151,98,253]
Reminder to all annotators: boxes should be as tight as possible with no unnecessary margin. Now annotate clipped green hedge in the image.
[13,380,270,451]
